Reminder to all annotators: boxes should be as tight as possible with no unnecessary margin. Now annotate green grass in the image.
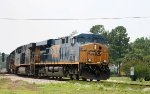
[0,76,150,94]
[108,77,150,85]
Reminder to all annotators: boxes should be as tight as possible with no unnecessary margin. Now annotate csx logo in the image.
[88,50,101,56]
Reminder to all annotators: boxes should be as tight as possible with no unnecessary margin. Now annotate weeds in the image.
[0,77,150,94]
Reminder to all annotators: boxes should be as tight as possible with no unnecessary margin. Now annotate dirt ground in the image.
[1,74,66,84]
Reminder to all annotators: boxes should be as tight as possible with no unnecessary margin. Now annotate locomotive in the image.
[6,33,110,81]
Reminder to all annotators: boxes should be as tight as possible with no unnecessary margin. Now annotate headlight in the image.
[94,45,97,50]
[103,60,107,63]
[88,59,92,62]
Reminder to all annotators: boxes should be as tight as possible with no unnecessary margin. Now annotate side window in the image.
[71,37,76,45]
[46,48,49,54]
[62,39,65,44]
[66,37,68,43]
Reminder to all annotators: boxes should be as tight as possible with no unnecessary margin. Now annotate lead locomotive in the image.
[6,33,110,81]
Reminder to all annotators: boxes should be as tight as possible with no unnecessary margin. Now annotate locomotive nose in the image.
[79,43,108,65]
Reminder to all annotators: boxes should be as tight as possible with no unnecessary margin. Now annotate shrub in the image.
[121,61,150,81]
[133,63,150,81]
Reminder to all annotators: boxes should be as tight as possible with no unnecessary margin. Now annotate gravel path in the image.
[1,74,66,84]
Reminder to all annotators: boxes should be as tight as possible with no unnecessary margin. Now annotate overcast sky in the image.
[0,0,150,54]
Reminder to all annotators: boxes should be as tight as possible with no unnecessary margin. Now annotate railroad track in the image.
[1,73,150,87]
[0,73,66,84]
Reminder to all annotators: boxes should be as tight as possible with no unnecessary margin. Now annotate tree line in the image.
[90,25,150,81]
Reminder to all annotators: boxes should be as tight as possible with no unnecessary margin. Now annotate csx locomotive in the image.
[6,33,110,81]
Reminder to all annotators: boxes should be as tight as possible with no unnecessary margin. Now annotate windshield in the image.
[77,37,106,44]
[77,37,85,44]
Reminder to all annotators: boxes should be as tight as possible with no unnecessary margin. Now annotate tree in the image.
[121,37,150,79]
[124,37,150,62]
[108,26,130,75]
[90,25,109,38]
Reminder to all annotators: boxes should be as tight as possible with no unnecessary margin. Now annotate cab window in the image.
[77,37,85,44]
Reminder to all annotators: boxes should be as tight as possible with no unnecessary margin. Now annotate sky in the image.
[0,0,150,54]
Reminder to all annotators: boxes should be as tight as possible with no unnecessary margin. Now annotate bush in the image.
[134,63,150,81]
[121,61,150,81]
[121,60,138,76]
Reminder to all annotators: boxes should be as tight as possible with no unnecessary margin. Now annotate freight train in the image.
[6,33,110,81]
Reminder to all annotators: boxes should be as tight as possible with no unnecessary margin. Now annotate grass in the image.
[108,77,150,85]
[0,76,150,94]
[0,77,38,94]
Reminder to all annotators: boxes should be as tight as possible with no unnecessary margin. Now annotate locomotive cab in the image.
[77,34,108,65]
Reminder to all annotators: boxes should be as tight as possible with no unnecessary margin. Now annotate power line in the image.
[0,16,150,21]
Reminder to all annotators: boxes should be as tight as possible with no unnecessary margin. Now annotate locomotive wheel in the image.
[69,74,74,80]
[82,77,87,81]
[15,67,18,74]
[76,74,79,80]
[59,77,62,80]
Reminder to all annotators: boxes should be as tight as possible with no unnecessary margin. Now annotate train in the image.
[6,33,110,81]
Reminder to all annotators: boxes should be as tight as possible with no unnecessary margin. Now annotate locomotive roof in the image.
[36,40,47,46]
[27,43,36,48]
[19,33,107,48]
[76,33,107,40]
[36,39,54,47]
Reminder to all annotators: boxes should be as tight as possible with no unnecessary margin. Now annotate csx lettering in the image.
[88,50,101,56]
